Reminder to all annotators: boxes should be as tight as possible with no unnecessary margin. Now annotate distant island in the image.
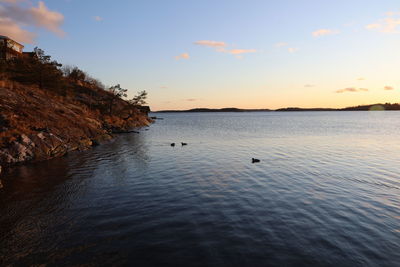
[156,103,400,112]
[157,108,271,113]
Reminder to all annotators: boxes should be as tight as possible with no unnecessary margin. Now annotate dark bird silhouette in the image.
[252,158,260,163]
[181,142,187,146]
[171,143,175,147]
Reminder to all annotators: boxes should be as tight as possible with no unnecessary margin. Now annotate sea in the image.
[0,111,399,266]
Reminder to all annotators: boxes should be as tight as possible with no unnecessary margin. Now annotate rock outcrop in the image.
[0,80,152,167]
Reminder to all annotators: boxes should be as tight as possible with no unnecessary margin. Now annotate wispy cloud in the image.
[94,16,103,21]
[336,87,369,93]
[227,49,256,55]
[0,0,65,43]
[366,12,400,33]
[160,86,168,89]
[275,42,288,47]
[366,24,380,30]
[175,52,190,60]
[276,42,298,53]
[185,98,197,102]
[194,40,227,47]
[30,1,64,36]
[0,0,25,3]
[357,77,365,81]
[384,86,394,90]
[194,40,256,58]
[312,29,340,37]
[386,11,400,16]
[0,18,35,43]
[304,84,315,87]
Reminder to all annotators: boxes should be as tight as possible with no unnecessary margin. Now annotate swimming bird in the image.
[171,143,175,147]
[181,142,187,146]
[252,158,260,163]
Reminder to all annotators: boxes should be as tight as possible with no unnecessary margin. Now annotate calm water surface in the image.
[1,112,399,266]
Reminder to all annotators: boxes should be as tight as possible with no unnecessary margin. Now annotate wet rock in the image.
[76,138,92,149]
[31,132,68,158]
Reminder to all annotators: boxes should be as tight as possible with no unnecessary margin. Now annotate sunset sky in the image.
[1,0,400,110]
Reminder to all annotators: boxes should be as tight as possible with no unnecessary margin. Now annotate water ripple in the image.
[1,112,400,266]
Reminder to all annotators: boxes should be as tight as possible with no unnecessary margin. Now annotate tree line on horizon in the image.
[0,47,148,116]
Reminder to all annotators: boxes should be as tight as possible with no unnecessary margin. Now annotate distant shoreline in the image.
[155,103,400,113]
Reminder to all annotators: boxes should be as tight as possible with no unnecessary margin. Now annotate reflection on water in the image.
[1,112,400,266]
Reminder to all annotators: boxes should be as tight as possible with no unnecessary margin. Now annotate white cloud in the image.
[288,47,299,53]
[312,29,340,37]
[357,77,365,81]
[0,0,64,43]
[175,52,189,60]
[304,84,315,87]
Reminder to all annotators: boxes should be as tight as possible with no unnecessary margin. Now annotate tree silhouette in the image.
[130,90,148,106]
[7,47,63,91]
[107,84,127,115]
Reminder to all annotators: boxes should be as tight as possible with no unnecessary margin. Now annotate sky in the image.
[1,0,400,110]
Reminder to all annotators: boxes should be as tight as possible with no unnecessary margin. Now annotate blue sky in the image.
[2,0,400,110]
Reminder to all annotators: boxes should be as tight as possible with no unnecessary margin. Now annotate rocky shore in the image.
[0,80,152,171]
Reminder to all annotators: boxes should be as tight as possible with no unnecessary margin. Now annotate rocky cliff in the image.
[0,80,152,167]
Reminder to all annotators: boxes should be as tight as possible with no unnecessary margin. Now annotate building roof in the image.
[0,35,11,40]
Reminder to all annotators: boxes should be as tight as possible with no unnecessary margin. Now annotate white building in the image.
[0,35,24,60]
